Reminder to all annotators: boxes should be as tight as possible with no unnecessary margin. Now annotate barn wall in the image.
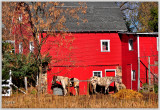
[44,33,123,94]
[121,34,138,90]
[41,33,122,66]
[139,36,158,86]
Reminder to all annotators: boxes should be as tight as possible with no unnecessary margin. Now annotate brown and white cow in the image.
[90,76,125,94]
[52,76,79,96]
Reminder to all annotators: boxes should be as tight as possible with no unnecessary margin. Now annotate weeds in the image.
[2,88,158,108]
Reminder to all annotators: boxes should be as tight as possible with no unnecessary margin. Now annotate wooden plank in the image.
[148,56,151,85]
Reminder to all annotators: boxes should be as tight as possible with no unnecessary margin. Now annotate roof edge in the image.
[118,32,158,35]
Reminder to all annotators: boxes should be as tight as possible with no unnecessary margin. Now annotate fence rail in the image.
[2,70,26,96]
[2,70,12,96]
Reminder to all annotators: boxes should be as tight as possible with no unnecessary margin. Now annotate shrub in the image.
[30,89,37,94]
[154,84,158,93]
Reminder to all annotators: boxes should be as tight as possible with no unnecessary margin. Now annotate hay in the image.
[112,89,143,100]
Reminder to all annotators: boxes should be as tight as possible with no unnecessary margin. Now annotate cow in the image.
[90,76,125,94]
[70,78,79,95]
[52,76,79,96]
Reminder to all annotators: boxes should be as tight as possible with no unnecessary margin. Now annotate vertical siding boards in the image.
[139,36,158,86]
[121,34,138,90]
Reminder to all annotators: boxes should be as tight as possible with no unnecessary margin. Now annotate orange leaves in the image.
[82,19,88,23]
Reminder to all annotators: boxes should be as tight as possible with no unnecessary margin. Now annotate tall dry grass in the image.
[2,92,158,108]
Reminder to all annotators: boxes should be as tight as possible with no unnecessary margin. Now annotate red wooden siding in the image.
[121,34,138,90]
[41,33,122,66]
[139,36,158,86]
[45,33,122,94]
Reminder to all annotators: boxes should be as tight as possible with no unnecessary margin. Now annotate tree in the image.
[148,7,158,32]
[116,2,139,32]
[117,2,158,32]
[138,2,158,32]
[2,2,87,94]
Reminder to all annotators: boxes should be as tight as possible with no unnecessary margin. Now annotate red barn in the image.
[12,2,159,95]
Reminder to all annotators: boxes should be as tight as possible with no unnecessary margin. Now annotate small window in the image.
[19,14,22,22]
[129,39,133,51]
[132,70,136,81]
[100,40,110,52]
[29,41,34,53]
[19,42,23,54]
[93,71,102,77]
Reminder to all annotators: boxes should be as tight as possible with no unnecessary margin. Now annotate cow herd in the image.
[52,75,126,96]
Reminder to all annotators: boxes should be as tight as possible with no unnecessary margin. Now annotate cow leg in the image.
[93,84,97,94]
[61,81,67,96]
[75,87,77,95]
[115,82,119,92]
[105,86,109,94]
[64,89,67,96]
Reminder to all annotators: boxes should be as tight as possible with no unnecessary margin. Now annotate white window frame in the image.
[128,39,133,51]
[131,70,136,81]
[105,69,116,77]
[29,41,34,53]
[93,71,102,77]
[100,40,110,52]
[19,42,23,54]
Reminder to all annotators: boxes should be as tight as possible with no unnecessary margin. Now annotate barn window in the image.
[19,42,23,54]
[131,70,136,81]
[100,40,110,52]
[93,71,102,77]
[29,41,34,53]
[129,39,133,51]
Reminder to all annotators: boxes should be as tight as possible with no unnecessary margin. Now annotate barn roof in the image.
[44,2,127,32]
[118,32,158,37]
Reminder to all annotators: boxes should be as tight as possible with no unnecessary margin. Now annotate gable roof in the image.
[19,2,127,33]
[61,2,127,32]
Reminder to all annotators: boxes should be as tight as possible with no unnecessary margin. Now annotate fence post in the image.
[24,77,28,94]
[87,81,89,95]
[9,70,12,96]
[68,81,70,96]
[148,56,151,85]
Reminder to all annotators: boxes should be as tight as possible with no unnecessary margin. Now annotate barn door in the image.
[105,69,116,93]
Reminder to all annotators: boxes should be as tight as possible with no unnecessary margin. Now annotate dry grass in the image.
[2,89,158,108]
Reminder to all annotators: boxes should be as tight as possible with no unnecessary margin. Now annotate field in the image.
[2,89,158,108]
